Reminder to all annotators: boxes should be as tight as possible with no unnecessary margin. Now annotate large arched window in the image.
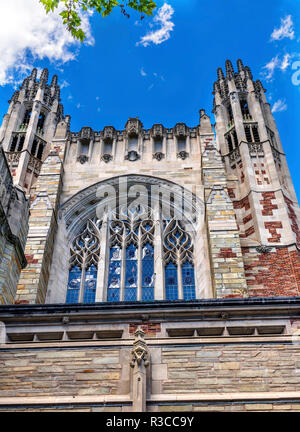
[63,176,201,304]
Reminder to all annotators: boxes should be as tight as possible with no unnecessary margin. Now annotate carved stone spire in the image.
[225,59,234,78]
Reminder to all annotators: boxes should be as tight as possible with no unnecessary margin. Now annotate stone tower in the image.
[213,59,300,296]
[0,68,64,192]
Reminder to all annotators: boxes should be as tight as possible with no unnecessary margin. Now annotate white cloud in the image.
[271,15,294,41]
[0,0,94,86]
[271,99,288,113]
[140,67,147,76]
[76,103,81,109]
[137,3,174,47]
[280,53,292,71]
[60,80,70,89]
[263,56,280,80]
[263,54,292,80]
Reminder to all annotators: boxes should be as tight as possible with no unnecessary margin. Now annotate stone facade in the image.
[0,59,300,411]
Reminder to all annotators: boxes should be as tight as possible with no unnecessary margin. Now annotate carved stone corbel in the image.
[130,327,150,412]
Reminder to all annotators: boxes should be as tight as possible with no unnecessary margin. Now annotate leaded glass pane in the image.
[142,243,154,301]
[182,261,196,300]
[66,265,81,303]
[107,247,121,302]
[124,243,137,301]
[165,261,178,300]
[83,264,97,303]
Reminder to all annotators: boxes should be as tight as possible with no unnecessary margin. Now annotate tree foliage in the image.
[39,0,157,42]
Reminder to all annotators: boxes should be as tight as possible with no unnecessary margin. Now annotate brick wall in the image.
[242,247,300,297]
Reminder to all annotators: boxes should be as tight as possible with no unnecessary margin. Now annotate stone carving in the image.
[248,142,264,155]
[177,150,189,160]
[153,151,164,161]
[103,126,115,141]
[101,154,113,163]
[130,327,150,368]
[174,123,188,137]
[77,155,89,164]
[151,124,164,138]
[228,148,241,163]
[256,245,272,254]
[130,326,150,412]
[125,118,143,136]
[78,127,94,140]
[125,150,140,162]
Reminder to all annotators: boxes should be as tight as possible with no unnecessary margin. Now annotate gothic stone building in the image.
[0,60,300,412]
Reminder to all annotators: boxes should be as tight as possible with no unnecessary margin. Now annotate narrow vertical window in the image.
[83,264,97,303]
[124,243,138,301]
[10,136,18,152]
[17,136,25,151]
[165,261,178,300]
[244,126,252,142]
[141,243,154,301]
[66,219,101,304]
[182,261,196,300]
[36,143,44,160]
[252,125,260,142]
[154,137,163,152]
[31,140,38,156]
[66,265,81,303]
[107,246,121,302]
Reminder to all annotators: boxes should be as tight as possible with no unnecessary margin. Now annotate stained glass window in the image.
[66,265,81,303]
[141,243,154,301]
[83,264,97,303]
[107,246,121,302]
[165,261,178,300]
[124,243,137,301]
[182,261,196,300]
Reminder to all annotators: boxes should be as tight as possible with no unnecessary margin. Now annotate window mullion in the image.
[137,230,142,301]
[120,231,126,301]
[78,262,86,303]
[177,258,183,300]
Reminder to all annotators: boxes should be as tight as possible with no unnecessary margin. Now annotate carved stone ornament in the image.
[153,151,165,161]
[151,124,164,138]
[103,126,115,141]
[130,327,150,368]
[79,127,93,140]
[174,123,188,137]
[125,118,143,136]
[125,150,140,162]
[177,150,189,160]
[77,155,89,164]
[256,245,272,254]
[101,153,113,163]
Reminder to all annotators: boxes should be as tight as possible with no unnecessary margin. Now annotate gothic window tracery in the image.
[66,200,196,303]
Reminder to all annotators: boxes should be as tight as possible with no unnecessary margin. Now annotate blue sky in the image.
[0,0,300,196]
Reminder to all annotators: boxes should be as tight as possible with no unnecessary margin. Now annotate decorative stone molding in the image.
[228,148,241,163]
